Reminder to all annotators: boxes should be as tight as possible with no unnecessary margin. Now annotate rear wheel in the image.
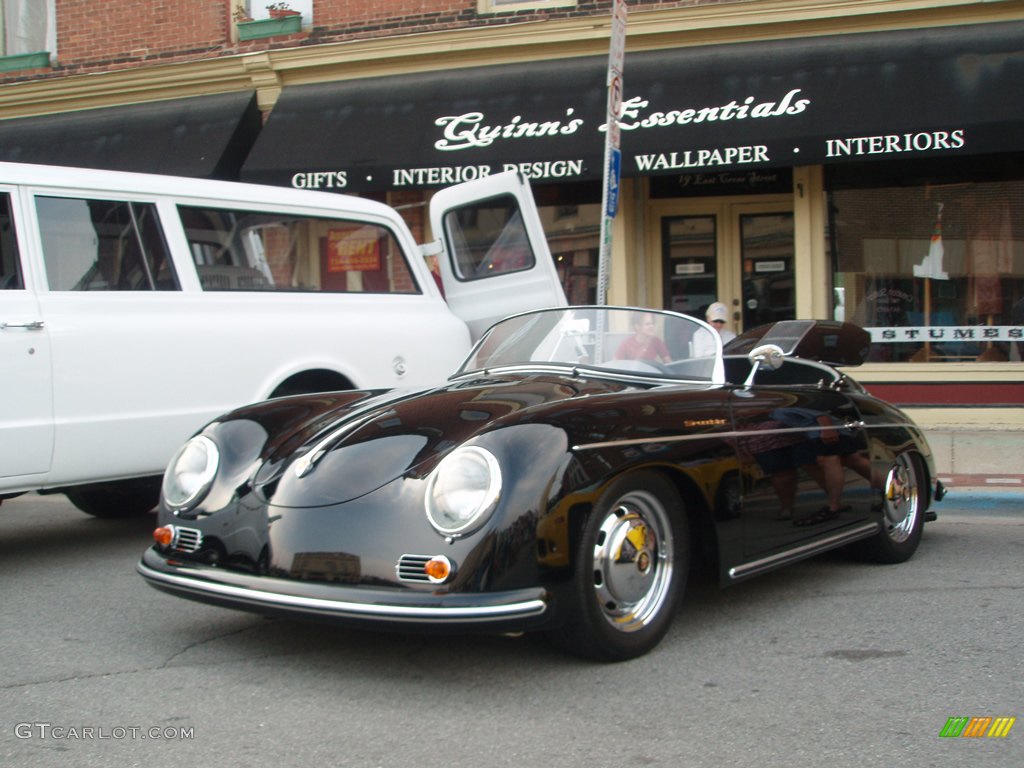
[65,479,160,518]
[549,471,688,662]
[850,452,923,563]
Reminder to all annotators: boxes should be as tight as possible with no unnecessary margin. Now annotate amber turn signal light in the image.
[153,526,174,546]
[424,555,452,583]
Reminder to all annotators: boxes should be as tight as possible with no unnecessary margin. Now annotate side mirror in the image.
[744,343,785,387]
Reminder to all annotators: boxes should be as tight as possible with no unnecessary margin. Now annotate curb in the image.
[937,473,1024,489]
[936,485,1024,513]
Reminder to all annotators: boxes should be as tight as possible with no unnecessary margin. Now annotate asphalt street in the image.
[0,488,1021,768]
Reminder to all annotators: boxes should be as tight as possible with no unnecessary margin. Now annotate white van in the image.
[0,162,565,516]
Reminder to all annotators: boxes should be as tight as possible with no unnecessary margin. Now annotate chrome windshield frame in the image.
[456,306,727,387]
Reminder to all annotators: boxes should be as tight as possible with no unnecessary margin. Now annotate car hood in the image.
[229,373,632,508]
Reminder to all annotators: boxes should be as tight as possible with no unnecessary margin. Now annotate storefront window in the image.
[829,179,1024,363]
[539,202,600,305]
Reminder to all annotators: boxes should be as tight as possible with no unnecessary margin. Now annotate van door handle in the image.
[1,320,45,330]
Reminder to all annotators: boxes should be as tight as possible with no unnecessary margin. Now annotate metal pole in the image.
[596,0,628,306]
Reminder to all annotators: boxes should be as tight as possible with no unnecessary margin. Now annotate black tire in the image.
[548,471,688,662]
[65,480,159,518]
[849,452,924,563]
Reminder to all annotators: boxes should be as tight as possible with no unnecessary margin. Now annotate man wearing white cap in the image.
[692,301,736,356]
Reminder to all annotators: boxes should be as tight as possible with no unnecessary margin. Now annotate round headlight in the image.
[425,446,502,536]
[162,435,219,512]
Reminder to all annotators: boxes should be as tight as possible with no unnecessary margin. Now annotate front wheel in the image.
[549,471,688,662]
[849,452,923,563]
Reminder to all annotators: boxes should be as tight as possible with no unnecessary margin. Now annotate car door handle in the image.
[1,320,45,330]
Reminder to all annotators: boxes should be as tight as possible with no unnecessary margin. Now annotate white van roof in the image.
[0,161,394,218]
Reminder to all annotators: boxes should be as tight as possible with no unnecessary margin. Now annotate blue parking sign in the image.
[605,148,621,218]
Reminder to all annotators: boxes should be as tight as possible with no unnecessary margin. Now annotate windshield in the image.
[458,306,726,384]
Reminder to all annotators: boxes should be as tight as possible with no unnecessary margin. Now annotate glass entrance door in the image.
[661,215,717,318]
[739,212,795,329]
[657,200,794,334]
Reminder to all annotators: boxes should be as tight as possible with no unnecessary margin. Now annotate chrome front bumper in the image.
[137,549,549,629]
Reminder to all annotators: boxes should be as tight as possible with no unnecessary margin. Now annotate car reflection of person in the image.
[692,301,737,357]
[739,401,869,525]
[615,312,670,363]
[770,405,875,526]
[737,413,821,522]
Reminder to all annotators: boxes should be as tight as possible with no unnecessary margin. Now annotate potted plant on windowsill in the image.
[235,3,302,41]
[266,2,301,18]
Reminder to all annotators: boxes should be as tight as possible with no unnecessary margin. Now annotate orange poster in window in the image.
[326,229,382,272]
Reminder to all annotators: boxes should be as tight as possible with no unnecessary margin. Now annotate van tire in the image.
[270,370,354,398]
[65,480,160,518]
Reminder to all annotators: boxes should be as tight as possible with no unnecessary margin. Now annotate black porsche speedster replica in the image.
[138,306,944,661]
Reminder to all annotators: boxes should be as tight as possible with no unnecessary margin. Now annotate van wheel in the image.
[65,480,159,518]
[270,370,353,398]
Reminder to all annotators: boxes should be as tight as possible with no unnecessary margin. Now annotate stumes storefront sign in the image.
[868,326,1024,344]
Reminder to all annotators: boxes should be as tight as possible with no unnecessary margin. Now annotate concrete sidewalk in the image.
[925,427,1024,489]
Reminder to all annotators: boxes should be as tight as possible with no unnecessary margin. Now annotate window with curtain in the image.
[1,0,53,57]
[480,0,577,13]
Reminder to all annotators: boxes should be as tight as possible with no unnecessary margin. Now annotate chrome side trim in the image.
[137,562,546,623]
[454,363,719,387]
[573,421,913,452]
[728,523,879,581]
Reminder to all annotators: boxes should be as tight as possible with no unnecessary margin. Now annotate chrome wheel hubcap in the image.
[591,490,674,633]
[883,454,919,543]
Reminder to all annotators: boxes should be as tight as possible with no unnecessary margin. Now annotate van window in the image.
[0,193,22,290]
[442,194,535,281]
[36,197,178,291]
[178,206,421,294]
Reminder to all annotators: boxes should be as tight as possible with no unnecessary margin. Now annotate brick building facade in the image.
[2,0,1023,484]
[3,1,739,79]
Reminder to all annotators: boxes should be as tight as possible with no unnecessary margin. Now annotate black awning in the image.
[242,20,1024,193]
[0,91,262,179]
[241,60,609,193]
